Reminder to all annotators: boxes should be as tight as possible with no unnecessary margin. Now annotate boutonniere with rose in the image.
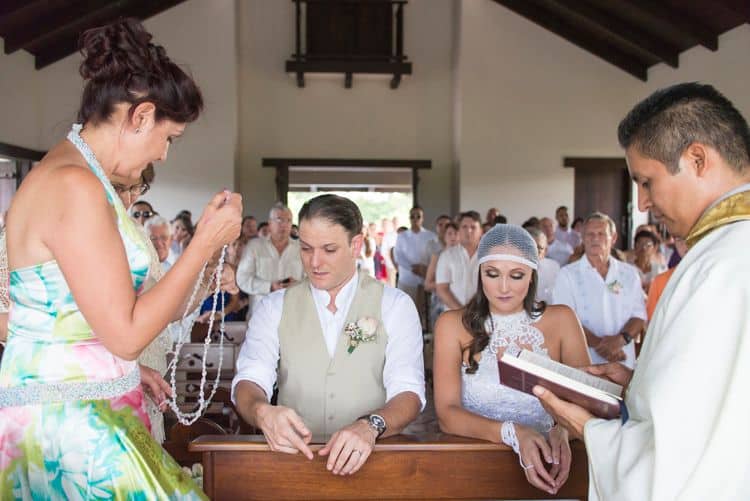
[607,279,623,294]
[345,316,379,354]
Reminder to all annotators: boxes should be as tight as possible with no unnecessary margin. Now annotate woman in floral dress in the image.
[0,18,241,499]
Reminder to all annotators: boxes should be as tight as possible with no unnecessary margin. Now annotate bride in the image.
[433,224,590,496]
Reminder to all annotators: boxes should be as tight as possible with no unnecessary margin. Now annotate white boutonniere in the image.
[345,316,378,354]
[607,279,623,294]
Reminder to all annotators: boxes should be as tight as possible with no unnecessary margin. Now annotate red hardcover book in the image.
[498,349,624,420]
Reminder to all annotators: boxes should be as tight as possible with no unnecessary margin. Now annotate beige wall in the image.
[0,41,41,151]
[236,0,456,223]
[0,0,237,221]
[456,1,636,225]
[457,2,750,227]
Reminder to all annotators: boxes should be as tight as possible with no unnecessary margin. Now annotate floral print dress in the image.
[0,125,206,500]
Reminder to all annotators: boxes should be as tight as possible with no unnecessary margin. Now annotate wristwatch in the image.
[621,331,633,344]
[358,414,387,438]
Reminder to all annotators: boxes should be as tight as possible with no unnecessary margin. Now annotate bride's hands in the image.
[194,191,242,253]
[514,424,559,495]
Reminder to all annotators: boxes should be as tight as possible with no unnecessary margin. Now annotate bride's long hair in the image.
[461,267,545,374]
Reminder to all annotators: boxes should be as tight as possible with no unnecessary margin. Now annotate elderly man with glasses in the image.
[237,202,305,312]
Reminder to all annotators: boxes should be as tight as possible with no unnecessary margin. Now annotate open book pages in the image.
[498,349,624,419]
[519,350,623,396]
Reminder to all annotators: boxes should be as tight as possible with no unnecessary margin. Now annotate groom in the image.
[232,194,424,476]
[535,83,750,500]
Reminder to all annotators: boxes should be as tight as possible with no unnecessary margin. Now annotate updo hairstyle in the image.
[77,18,203,126]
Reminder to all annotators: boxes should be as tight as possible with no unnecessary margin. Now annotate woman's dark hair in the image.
[461,269,545,374]
[298,194,363,240]
[635,229,660,247]
[77,18,203,126]
[172,213,194,236]
[132,199,154,212]
[258,221,269,232]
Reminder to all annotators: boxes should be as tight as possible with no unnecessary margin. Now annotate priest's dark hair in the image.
[77,18,203,126]
[298,194,363,241]
[618,82,750,174]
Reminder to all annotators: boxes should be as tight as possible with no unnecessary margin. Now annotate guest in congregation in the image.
[357,224,377,277]
[493,213,508,225]
[233,194,424,476]
[541,217,573,266]
[145,215,173,273]
[424,221,459,330]
[380,217,398,286]
[394,206,438,328]
[130,199,155,226]
[434,214,453,249]
[536,82,750,501]
[170,212,194,258]
[485,207,499,226]
[552,212,646,369]
[629,229,667,292]
[435,211,482,310]
[0,18,242,498]
[236,202,304,312]
[433,224,590,496]
[257,220,270,238]
[526,226,559,304]
[571,217,584,236]
[240,215,258,242]
[554,206,581,249]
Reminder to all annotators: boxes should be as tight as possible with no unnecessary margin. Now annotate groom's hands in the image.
[255,403,314,459]
[319,419,376,476]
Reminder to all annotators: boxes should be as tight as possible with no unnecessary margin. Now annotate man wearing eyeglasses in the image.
[237,202,305,312]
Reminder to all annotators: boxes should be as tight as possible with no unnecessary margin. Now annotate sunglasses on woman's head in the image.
[113,182,150,197]
[133,211,154,219]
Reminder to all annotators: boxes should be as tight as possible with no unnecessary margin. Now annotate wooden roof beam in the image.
[545,0,680,68]
[32,0,187,69]
[3,0,117,55]
[621,0,719,51]
[492,0,649,81]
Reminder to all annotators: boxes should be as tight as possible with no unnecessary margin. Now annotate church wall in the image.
[235,0,456,224]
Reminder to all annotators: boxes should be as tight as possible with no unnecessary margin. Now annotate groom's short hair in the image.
[618,82,750,174]
[298,194,363,240]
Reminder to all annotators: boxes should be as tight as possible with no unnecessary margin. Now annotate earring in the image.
[135,128,141,134]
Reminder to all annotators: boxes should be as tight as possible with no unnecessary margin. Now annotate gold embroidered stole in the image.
[685,190,750,249]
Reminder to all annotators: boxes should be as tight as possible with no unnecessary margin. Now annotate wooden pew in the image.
[190,433,589,500]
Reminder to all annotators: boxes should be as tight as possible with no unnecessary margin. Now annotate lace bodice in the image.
[461,310,554,433]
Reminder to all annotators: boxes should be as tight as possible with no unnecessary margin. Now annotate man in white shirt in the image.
[435,211,481,309]
[541,217,574,266]
[552,212,646,369]
[393,207,437,327]
[536,82,750,501]
[144,215,173,274]
[526,226,559,304]
[554,206,581,250]
[236,202,304,311]
[233,194,424,476]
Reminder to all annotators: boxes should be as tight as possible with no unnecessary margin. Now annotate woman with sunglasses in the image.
[0,18,241,499]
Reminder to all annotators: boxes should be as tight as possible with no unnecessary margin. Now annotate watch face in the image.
[370,414,386,431]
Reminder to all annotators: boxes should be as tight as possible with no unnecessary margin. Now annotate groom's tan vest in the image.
[277,272,388,436]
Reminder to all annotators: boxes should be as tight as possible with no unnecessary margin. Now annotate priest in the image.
[534,82,750,500]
